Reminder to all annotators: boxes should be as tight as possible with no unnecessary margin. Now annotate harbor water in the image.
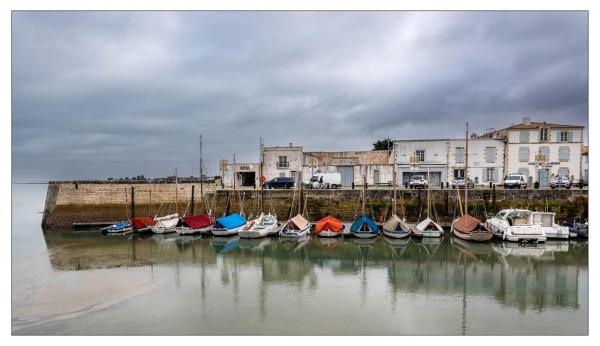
[12,184,588,335]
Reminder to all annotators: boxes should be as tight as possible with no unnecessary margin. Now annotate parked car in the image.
[503,174,527,189]
[263,177,294,189]
[304,172,342,189]
[550,176,572,189]
[451,177,475,189]
[409,175,428,189]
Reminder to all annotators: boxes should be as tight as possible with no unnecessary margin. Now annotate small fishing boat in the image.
[382,214,411,239]
[450,122,493,242]
[532,212,569,239]
[350,214,380,238]
[176,214,214,235]
[411,217,444,238]
[151,213,180,234]
[562,216,588,238]
[315,215,344,237]
[212,213,247,236]
[101,221,132,235]
[485,209,546,243]
[239,213,278,238]
[279,214,311,238]
[130,216,157,233]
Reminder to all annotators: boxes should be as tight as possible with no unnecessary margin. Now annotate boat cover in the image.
[287,214,310,230]
[383,214,411,232]
[183,214,213,229]
[453,214,480,233]
[414,217,444,232]
[216,213,246,229]
[315,215,343,234]
[350,215,379,234]
[130,217,157,229]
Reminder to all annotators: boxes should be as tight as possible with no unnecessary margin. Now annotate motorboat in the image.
[212,213,247,236]
[485,209,546,243]
[532,212,569,239]
[562,216,588,238]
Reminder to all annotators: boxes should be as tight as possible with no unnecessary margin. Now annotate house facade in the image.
[393,138,506,186]
[260,144,304,182]
[486,117,585,187]
[302,150,394,186]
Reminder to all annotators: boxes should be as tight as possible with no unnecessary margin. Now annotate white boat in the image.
[485,209,546,243]
[411,217,444,238]
[212,213,247,236]
[382,214,411,239]
[175,214,214,235]
[151,213,179,234]
[239,213,278,238]
[532,212,570,239]
[279,214,311,238]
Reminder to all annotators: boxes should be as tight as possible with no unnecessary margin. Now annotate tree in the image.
[372,137,392,151]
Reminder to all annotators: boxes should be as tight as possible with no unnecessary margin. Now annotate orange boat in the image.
[315,215,344,237]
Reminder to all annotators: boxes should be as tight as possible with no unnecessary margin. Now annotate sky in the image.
[12,11,588,181]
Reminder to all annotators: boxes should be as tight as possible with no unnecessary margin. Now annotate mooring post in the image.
[191,185,195,215]
[444,190,449,215]
[492,183,497,214]
[131,186,135,219]
[418,189,422,214]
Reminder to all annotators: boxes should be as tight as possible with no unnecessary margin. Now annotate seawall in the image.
[41,181,589,230]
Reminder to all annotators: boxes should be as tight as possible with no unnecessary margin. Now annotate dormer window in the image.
[540,128,548,142]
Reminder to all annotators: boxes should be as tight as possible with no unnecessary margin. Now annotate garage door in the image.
[337,166,354,187]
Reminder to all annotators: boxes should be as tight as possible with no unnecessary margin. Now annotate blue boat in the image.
[212,213,247,236]
[102,221,132,234]
[350,215,380,238]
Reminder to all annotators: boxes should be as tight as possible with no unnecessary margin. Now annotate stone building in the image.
[260,144,304,182]
[222,162,260,188]
[581,146,589,183]
[484,117,585,186]
[393,138,505,186]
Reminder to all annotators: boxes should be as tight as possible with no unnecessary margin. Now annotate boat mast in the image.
[362,166,366,215]
[391,141,397,215]
[199,135,203,209]
[464,122,469,215]
[175,167,178,215]
[427,157,431,218]
[259,137,264,214]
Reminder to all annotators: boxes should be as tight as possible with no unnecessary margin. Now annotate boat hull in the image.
[317,230,343,238]
[212,224,245,236]
[351,231,378,239]
[239,222,276,238]
[279,225,310,238]
[176,225,212,235]
[451,227,493,241]
[382,230,410,239]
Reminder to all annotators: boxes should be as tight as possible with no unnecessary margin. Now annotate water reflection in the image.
[37,231,588,335]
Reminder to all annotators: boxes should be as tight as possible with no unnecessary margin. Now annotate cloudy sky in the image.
[12,11,588,181]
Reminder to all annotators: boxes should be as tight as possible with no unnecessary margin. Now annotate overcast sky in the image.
[12,11,588,181]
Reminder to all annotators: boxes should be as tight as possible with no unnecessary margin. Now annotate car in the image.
[503,174,527,189]
[263,177,295,189]
[550,176,572,189]
[409,175,428,189]
[451,177,475,189]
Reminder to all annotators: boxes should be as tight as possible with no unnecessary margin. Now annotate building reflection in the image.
[42,231,587,316]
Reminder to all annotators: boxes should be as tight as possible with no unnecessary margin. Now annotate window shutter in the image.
[559,147,569,162]
[519,147,529,162]
[568,131,573,142]
[519,131,529,143]
[540,147,550,161]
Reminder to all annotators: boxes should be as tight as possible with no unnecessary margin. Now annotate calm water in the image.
[12,184,588,335]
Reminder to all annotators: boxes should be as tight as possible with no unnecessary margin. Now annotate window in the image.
[540,128,549,142]
[557,167,570,178]
[559,131,572,142]
[484,147,496,163]
[518,147,529,162]
[539,146,550,161]
[415,150,425,162]
[453,169,465,179]
[278,156,289,168]
[485,168,496,182]
[290,171,296,180]
[455,147,465,163]
[559,146,569,162]
[519,131,530,143]
[518,167,529,178]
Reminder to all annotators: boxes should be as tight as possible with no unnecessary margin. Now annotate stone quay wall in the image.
[42,181,588,230]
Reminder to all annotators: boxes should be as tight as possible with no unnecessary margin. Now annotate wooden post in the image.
[191,185,195,215]
[131,186,135,219]
[492,183,497,214]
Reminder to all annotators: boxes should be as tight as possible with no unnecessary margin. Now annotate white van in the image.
[305,172,342,189]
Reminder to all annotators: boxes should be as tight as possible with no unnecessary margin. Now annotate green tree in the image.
[372,137,392,151]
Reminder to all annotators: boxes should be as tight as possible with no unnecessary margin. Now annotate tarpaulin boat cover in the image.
[287,214,310,230]
[453,214,480,233]
[414,217,444,233]
[350,215,379,234]
[216,213,246,229]
[383,214,410,233]
[130,217,157,229]
[315,215,343,234]
[183,214,213,229]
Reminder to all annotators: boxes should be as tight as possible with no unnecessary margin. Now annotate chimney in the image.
[523,116,531,125]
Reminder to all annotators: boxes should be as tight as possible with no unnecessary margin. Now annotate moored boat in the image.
[532,212,569,239]
[382,214,411,239]
[411,217,444,238]
[101,221,132,235]
[176,214,214,235]
[485,209,546,243]
[315,215,344,237]
[562,216,588,238]
[350,214,380,238]
[212,213,247,236]
[151,213,180,234]
[451,214,493,242]
[239,213,278,238]
[130,216,157,233]
[279,214,311,238]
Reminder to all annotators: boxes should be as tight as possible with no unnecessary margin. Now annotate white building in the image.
[260,144,304,182]
[222,162,260,188]
[581,146,588,183]
[393,138,506,186]
[485,117,585,187]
